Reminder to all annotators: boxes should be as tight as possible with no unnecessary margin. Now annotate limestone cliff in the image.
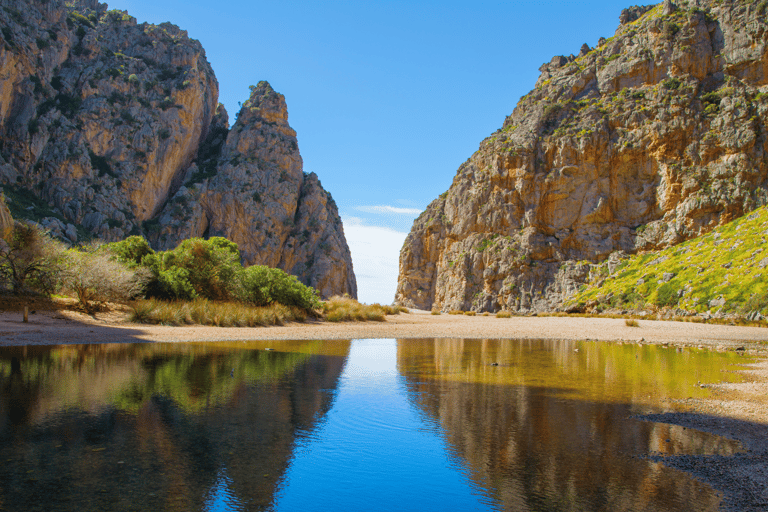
[397,0,768,312]
[151,83,357,298]
[0,0,356,297]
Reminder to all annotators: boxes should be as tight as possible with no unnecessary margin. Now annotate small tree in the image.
[0,221,65,294]
[62,248,151,310]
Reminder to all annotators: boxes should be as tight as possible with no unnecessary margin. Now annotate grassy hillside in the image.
[565,206,768,319]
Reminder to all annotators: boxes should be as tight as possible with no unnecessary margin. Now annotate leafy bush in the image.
[233,265,320,311]
[154,264,197,301]
[107,234,327,312]
[161,237,240,300]
[103,235,154,267]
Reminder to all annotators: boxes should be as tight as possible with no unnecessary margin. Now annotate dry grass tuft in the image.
[496,311,512,319]
[464,311,477,316]
[431,310,442,315]
[129,298,307,327]
[321,296,405,322]
[448,310,463,315]
[625,319,640,327]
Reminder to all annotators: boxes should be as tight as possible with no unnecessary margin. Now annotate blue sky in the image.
[110,0,634,303]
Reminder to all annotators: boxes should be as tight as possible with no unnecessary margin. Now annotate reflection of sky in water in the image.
[204,467,244,512]
[272,339,496,511]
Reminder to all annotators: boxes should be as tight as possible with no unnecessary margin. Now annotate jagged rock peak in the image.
[240,81,289,125]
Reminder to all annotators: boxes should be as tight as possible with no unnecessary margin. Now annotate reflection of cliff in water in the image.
[0,341,351,511]
[398,339,738,512]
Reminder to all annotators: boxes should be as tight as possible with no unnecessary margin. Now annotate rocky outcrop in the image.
[0,0,356,297]
[151,83,357,298]
[397,0,768,312]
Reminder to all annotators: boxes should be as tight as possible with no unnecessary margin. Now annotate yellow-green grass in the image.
[431,310,442,315]
[448,310,463,315]
[321,296,406,322]
[566,205,768,316]
[464,311,477,316]
[625,319,640,327]
[496,311,512,318]
[129,298,307,327]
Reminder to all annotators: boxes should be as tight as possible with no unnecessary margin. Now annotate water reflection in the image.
[397,339,747,511]
[0,341,351,511]
[0,339,751,511]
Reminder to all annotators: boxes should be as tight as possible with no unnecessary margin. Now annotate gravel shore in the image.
[1,308,767,510]
[2,307,766,347]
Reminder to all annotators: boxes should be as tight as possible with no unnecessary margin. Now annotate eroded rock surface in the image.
[397,0,768,312]
[0,0,356,297]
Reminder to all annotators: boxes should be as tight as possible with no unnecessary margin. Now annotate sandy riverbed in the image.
[1,308,767,510]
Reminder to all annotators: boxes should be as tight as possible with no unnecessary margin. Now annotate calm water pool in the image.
[0,338,751,511]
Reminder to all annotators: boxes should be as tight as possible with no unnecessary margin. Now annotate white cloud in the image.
[342,217,407,305]
[354,205,423,215]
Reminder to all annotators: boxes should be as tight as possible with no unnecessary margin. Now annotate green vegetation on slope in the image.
[566,205,768,317]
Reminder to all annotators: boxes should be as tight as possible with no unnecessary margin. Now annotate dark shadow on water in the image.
[636,412,768,512]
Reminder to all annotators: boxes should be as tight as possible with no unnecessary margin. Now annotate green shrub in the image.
[655,283,679,307]
[163,237,240,300]
[103,235,154,267]
[233,265,320,311]
[156,265,197,301]
[662,77,681,90]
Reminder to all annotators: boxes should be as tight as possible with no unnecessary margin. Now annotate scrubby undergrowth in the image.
[128,296,408,326]
[565,205,768,322]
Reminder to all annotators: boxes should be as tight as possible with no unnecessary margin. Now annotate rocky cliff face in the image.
[397,0,768,312]
[151,83,357,298]
[0,0,356,298]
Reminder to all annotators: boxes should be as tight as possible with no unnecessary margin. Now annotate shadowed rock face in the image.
[397,0,768,312]
[0,0,356,298]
